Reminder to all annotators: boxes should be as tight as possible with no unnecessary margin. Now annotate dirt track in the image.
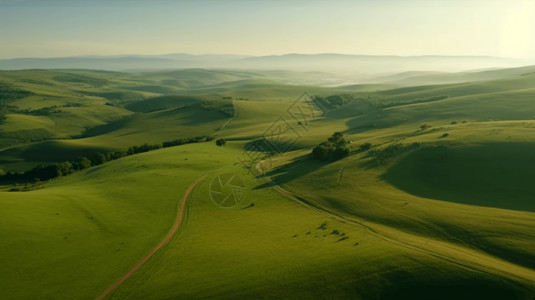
[95,175,206,300]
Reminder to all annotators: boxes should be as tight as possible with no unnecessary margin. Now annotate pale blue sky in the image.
[0,0,533,58]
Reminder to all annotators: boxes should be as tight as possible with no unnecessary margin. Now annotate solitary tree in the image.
[216,138,226,146]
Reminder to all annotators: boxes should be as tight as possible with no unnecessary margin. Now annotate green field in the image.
[1,67,535,299]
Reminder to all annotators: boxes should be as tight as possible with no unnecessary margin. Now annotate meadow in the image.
[1,66,535,299]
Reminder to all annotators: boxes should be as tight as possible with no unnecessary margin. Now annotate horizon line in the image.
[0,52,527,60]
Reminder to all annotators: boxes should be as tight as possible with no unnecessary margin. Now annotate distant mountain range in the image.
[0,53,532,75]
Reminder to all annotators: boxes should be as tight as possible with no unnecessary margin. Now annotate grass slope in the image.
[2,66,535,299]
[267,123,535,280]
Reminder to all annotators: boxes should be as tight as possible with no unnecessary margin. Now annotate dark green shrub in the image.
[312,132,350,161]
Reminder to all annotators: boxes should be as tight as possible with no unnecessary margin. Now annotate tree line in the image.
[0,136,213,184]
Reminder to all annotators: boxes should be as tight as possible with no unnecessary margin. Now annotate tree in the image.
[332,146,350,160]
[58,161,73,176]
[328,132,344,145]
[216,138,226,146]
[74,157,92,170]
[27,164,61,181]
[312,144,330,160]
[91,152,107,165]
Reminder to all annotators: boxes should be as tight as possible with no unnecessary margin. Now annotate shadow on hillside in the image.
[380,142,535,213]
[253,155,329,190]
[80,104,229,138]
[379,278,526,300]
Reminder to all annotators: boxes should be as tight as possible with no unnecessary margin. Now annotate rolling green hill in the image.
[1,142,533,300]
[1,66,535,299]
[0,69,362,171]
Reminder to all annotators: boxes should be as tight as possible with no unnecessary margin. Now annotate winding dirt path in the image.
[95,175,206,300]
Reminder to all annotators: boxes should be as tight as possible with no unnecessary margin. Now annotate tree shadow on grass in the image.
[253,155,330,190]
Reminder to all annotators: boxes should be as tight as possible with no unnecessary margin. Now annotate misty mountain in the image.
[236,54,529,74]
[0,53,531,76]
[0,54,242,71]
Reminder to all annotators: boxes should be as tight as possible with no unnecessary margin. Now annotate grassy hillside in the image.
[1,142,533,300]
[1,66,535,299]
[369,65,535,86]
[0,69,363,170]
[382,142,535,212]
[264,122,535,276]
[368,73,535,105]
[0,143,231,300]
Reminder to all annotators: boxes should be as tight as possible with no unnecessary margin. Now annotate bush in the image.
[58,161,73,176]
[369,143,404,165]
[90,152,108,165]
[74,157,92,170]
[420,123,431,130]
[216,138,226,146]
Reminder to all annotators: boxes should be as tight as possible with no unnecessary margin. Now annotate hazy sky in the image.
[0,0,533,59]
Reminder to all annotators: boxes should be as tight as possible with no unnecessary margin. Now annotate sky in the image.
[0,0,534,59]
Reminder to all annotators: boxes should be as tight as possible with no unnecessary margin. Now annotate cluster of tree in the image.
[0,135,213,184]
[18,106,62,116]
[312,132,350,161]
[369,143,404,165]
[312,94,360,110]
[17,103,84,116]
